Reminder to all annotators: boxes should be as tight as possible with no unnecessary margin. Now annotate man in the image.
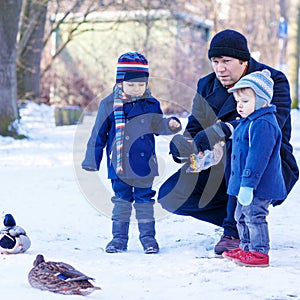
[158,29,299,255]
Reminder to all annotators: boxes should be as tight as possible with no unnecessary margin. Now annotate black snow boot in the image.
[105,197,132,253]
[105,221,130,253]
[138,221,159,254]
[134,202,159,254]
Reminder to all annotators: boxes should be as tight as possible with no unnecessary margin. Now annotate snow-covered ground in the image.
[1,101,300,300]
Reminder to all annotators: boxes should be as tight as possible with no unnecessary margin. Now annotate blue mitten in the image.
[237,187,254,206]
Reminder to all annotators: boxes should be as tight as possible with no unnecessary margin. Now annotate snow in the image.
[1,101,300,300]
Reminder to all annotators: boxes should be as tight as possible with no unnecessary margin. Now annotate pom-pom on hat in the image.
[116,51,149,83]
[208,29,251,61]
[3,214,16,227]
[228,69,274,110]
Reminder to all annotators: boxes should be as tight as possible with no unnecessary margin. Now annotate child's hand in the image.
[168,118,181,131]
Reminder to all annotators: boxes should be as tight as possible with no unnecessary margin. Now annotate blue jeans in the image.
[234,197,271,254]
[111,178,155,203]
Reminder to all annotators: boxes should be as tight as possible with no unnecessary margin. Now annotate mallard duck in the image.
[28,254,101,296]
[0,213,31,254]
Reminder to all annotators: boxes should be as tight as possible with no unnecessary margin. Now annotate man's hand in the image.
[169,134,197,160]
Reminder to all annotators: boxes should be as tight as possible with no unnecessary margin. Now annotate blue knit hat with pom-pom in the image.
[228,69,274,109]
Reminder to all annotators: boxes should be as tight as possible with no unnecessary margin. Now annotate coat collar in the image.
[247,105,277,121]
[204,79,237,120]
[123,95,157,118]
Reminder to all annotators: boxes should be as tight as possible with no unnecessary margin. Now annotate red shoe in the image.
[235,251,269,267]
[222,248,246,260]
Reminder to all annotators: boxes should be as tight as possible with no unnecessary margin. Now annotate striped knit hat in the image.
[116,51,149,83]
[228,69,274,110]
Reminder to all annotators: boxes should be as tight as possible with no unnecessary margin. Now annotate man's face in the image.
[210,56,248,87]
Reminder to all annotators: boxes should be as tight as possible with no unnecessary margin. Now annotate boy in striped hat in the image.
[82,51,181,254]
[222,69,287,267]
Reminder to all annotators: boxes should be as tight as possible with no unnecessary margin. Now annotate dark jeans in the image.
[111,177,156,203]
[111,178,156,223]
[158,163,238,237]
[222,195,238,238]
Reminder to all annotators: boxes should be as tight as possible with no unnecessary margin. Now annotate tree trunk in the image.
[0,0,22,136]
[17,0,48,100]
[294,3,300,108]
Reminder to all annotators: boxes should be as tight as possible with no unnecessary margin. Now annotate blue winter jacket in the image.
[185,57,298,205]
[82,89,181,179]
[227,106,287,202]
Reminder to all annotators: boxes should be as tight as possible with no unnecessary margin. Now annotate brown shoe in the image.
[214,235,240,255]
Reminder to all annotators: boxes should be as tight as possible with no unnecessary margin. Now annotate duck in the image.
[28,254,101,295]
[0,213,31,254]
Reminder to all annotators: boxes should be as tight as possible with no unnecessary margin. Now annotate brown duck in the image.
[28,254,101,296]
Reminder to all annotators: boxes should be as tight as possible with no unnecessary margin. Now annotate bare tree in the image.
[17,0,49,100]
[14,0,292,114]
[42,0,101,75]
[16,0,104,102]
[186,0,282,68]
[293,1,300,108]
[0,0,23,137]
[69,1,209,111]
